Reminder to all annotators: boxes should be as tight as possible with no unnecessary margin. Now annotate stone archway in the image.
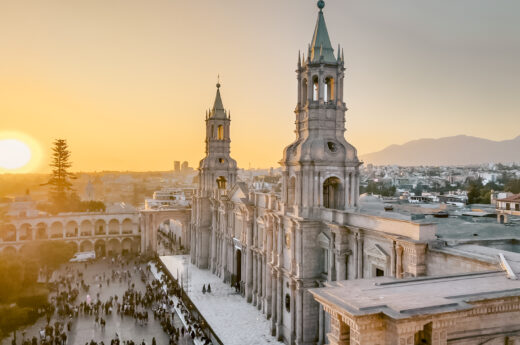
[80,240,93,252]
[36,223,48,240]
[95,220,106,235]
[2,224,16,242]
[122,218,133,234]
[50,222,64,239]
[107,238,121,256]
[94,239,106,257]
[80,220,93,237]
[66,221,78,238]
[108,219,120,235]
[121,238,133,255]
[19,224,33,241]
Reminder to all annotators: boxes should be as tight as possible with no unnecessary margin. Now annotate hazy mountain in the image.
[360,135,520,166]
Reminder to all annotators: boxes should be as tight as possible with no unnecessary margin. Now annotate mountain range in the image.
[359,135,520,166]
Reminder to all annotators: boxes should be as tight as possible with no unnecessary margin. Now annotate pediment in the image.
[366,244,389,261]
[317,232,330,248]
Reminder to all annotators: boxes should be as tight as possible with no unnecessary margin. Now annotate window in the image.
[376,268,385,277]
[211,125,214,139]
[516,204,519,211]
[324,77,334,102]
[323,249,329,274]
[323,177,344,210]
[216,176,227,189]
[285,294,290,312]
[301,79,308,104]
[312,76,319,101]
[506,203,511,210]
[217,125,224,140]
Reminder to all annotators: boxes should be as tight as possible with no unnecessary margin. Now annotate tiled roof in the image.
[497,194,520,202]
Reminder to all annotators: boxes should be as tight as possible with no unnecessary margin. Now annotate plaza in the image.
[1,258,194,345]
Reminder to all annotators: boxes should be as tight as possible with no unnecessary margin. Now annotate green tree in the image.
[43,139,76,212]
[467,179,483,204]
[505,179,520,194]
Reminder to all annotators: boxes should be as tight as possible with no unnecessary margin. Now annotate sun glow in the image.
[0,132,42,173]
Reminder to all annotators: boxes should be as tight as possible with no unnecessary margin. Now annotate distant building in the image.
[144,188,190,210]
[174,161,181,173]
[496,193,520,224]
[181,161,189,172]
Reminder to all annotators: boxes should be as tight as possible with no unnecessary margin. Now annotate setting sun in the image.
[0,132,42,173]
[0,139,31,170]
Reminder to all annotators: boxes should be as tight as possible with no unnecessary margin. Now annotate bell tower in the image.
[281,0,361,218]
[198,81,238,195]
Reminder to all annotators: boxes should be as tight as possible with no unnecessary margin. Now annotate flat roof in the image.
[310,271,520,320]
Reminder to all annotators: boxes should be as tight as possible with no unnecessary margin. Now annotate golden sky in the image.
[1,0,519,173]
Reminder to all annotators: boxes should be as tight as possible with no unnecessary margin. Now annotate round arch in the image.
[80,220,93,237]
[68,241,79,253]
[121,238,133,255]
[66,221,78,238]
[19,223,33,241]
[49,221,64,239]
[1,224,16,242]
[323,176,344,210]
[108,219,120,235]
[107,238,121,256]
[36,223,48,240]
[94,239,106,257]
[80,240,93,252]
[94,219,106,235]
[122,218,133,234]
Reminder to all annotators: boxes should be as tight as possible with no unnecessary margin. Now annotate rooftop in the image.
[310,270,520,320]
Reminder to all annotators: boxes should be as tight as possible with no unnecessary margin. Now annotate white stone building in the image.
[187,2,520,345]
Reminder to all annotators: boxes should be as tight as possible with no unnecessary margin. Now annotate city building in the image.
[496,193,520,224]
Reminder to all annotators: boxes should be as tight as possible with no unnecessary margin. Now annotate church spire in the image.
[210,79,227,118]
[310,0,336,64]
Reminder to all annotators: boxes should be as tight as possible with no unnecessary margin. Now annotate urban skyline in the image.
[1,0,520,173]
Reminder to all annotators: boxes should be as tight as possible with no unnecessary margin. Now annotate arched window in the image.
[323,177,344,210]
[216,176,227,189]
[288,176,296,206]
[312,76,319,101]
[217,125,224,140]
[324,77,334,102]
[301,79,308,104]
[211,125,214,139]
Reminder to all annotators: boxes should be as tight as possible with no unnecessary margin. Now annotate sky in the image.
[1,0,519,173]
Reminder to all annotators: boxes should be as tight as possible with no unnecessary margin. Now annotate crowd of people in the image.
[10,255,210,345]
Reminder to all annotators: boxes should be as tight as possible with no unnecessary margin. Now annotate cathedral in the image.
[189,2,520,345]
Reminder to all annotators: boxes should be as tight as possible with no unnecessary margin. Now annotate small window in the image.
[216,176,227,189]
[327,142,337,152]
[376,268,385,277]
[506,203,511,210]
[217,125,224,140]
[516,204,519,211]
[323,249,329,274]
[218,158,225,164]
[312,76,319,101]
[301,79,308,104]
[324,77,334,102]
[285,294,290,312]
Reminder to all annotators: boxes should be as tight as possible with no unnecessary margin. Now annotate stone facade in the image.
[0,212,141,255]
[187,3,451,344]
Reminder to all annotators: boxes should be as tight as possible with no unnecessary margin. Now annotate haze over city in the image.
[2,0,520,173]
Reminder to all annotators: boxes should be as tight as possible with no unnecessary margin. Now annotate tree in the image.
[505,179,520,194]
[43,139,76,211]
